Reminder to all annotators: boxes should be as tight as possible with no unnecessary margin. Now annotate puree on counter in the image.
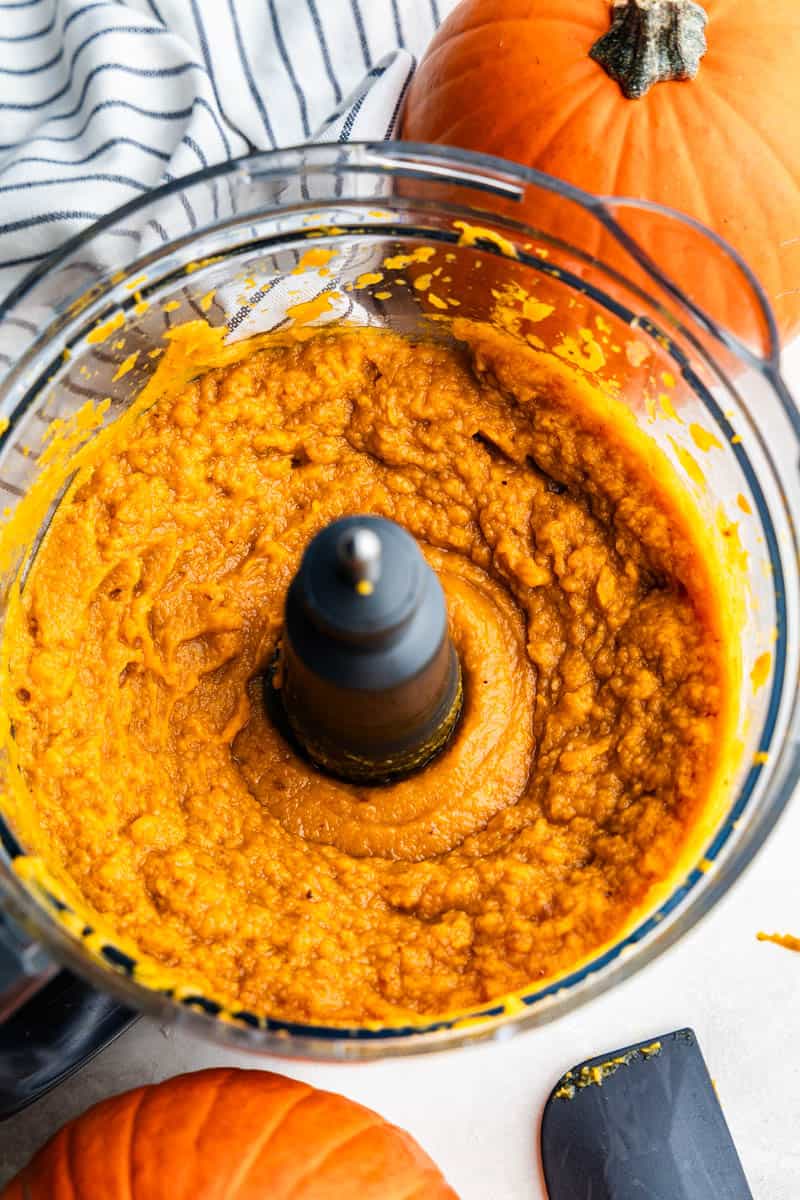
[4,319,731,1023]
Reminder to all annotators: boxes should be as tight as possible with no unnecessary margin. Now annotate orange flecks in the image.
[689,424,722,453]
[659,393,682,423]
[490,282,553,333]
[125,274,148,291]
[285,292,340,325]
[292,248,336,274]
[736,493,752,515]
[374,291,392,301]
[112,351,140,382]
[453,220,517,259]
[554,330,605,373]
[668,438,706,489]
[716,509,748,573]
[731,434,742,444]
[413,273,433,292]
[522,297,555,323]
[427,292,448,310]
[661,371,676,388]
[594,315,612,335]
[199,290,216,313]
[355,272,383,289]
[148,348,163,359]
[86,312,125,344]
[625,340,650,368]
[162,300,181,313]
[185,255,223,274]
[383,246,436,270]
[750,652,771,693]
[753,751,769,765]
[757,931,800,952]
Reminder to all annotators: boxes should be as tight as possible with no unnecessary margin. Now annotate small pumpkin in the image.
[1,1068,458,1199]
[402,0,800,345]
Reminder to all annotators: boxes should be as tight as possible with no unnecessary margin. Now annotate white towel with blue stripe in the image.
[0,0,458,298]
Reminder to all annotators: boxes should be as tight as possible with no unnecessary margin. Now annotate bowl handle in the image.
[598,195,782,368]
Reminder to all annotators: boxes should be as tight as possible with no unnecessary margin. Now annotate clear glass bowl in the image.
[0,143,798,1059]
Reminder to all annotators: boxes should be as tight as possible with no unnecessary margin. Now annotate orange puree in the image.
[5,321,729,1023]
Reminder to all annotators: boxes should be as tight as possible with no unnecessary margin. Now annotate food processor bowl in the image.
[0,143,797,1059]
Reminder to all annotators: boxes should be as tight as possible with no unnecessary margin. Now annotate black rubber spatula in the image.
[541,1028,753,1199]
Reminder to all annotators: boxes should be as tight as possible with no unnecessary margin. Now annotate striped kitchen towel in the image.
[0,0,458,299]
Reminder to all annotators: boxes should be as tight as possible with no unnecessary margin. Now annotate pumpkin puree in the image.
[5,319,729,1023]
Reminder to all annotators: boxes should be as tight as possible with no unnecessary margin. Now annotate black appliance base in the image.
[0,970,136,1120]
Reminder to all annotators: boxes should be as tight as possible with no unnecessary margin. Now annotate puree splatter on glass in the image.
[5,320,730,1023]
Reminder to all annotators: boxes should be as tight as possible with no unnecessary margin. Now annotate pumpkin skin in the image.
[401,0,800,346]
[1,1068,458,1200]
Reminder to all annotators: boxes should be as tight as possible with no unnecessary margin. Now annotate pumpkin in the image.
[401,0,800,346]
[1,1068,458,1200]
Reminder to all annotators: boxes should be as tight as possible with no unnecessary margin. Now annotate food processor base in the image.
[0,970,135,1121]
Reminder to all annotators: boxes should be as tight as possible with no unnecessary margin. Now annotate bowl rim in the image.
[0,140,798,1057]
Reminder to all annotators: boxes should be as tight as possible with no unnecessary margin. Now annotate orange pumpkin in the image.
[1,1068,458,1200]
[401,0,800,345]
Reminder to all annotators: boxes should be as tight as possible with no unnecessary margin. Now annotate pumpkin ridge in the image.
[652,89,718,229]
[124,1088,147,1200]
[700,80,800,198]
[63,1118,80,1200]
[393,1175,448,1200]
[223,1084,316,1198]
[597,87,637,208]
[692,83,797,321]
[516,74,617,186]
[676,80,783,256]
[182,1067,238,1184]
[286,1117,383,1197]
[408,53,604,151]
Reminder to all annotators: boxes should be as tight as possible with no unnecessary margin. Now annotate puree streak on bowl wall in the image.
[2,319,735,1024]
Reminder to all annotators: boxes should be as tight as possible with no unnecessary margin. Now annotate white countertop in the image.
[1,351,799,1198]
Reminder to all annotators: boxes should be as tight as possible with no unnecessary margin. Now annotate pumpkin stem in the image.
[591,0,708,99]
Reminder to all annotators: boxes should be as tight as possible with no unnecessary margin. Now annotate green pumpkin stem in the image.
[591,0,709,99]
